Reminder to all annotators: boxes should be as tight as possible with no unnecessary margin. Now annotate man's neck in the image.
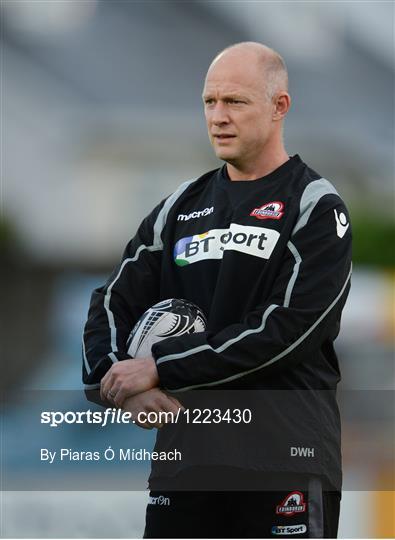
[226,148,290,181]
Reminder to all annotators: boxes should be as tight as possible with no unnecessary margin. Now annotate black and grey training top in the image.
[83,155,352,489]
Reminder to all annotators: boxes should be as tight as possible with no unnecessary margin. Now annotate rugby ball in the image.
[126,298,207,358]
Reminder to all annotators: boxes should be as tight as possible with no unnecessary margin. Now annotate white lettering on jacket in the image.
[177,207,214,221]
[173,224,280,266]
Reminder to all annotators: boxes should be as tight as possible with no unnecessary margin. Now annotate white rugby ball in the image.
[126,298,207,358]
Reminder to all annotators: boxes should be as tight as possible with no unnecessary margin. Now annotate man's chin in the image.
[214,149,238,162]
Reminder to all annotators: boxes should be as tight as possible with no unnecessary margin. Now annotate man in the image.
[83,42,352,538]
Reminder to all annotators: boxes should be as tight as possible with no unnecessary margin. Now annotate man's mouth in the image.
[213,134,236,140]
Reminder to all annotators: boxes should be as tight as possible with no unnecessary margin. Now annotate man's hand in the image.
[122,388,184,429]
[100,357,159,407]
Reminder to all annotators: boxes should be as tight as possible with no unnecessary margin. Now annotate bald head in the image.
[207,42,288,101]
[203,41,291,176]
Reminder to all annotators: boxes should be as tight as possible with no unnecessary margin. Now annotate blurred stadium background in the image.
[1,1,394,538]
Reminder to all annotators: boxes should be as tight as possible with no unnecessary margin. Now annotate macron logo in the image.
[177,207,214,221]
[148,495,170,506]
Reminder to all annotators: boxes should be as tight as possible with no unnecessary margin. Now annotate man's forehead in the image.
[204,57,265,93]
[203,81,252,96]
[203,75,263,98]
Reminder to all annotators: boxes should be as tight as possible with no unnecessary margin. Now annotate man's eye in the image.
[204,99,214,105]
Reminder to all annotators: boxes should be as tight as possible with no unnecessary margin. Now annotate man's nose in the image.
[211,103,229,125]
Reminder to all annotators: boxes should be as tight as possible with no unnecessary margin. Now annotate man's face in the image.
[203,54,275,169]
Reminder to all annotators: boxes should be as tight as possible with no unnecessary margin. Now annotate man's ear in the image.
[273,92,291,120]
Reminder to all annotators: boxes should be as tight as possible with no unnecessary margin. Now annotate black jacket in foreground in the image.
[83,155,352,490]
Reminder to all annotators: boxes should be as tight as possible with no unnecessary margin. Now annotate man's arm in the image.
[150,194,352,392]
[82,180,197,424]
[82,179,195,389]
[82,206,163,390]
[82,202,181,424]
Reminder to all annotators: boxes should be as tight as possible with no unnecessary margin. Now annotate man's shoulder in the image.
[289,161,350,239]
[146,167,220,234]
[295,160,347,208]
[156,168,220,214]
[171,167,220,196]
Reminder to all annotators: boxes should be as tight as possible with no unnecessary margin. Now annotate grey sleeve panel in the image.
[283,241,302,308]
[292,178,340,236]
[153,179,196,249]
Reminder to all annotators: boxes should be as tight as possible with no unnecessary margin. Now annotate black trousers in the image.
[144,477,340,538]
